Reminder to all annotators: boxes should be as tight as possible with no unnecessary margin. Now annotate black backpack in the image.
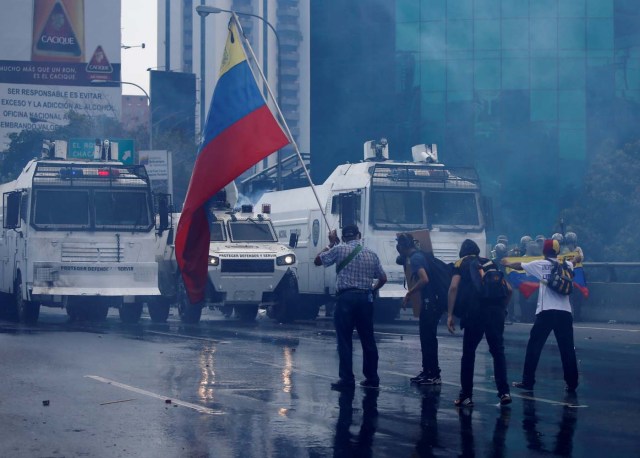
[545,259,574,295]
[421,252,453,313]
[469,256,510,302]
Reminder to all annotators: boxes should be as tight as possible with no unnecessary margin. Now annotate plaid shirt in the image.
[319,240,385,292]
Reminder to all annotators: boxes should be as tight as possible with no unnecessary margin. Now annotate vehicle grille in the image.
[433,248,460,264]
[221,259,274,273]
[61,242,122,262]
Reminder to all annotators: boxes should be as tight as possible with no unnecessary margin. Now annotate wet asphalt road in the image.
[0,307,638,458]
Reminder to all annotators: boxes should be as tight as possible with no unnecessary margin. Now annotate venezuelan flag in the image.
[504,256,542,299]
[560,255,589,299]
[175,19,289,304]
[503,252,589,299]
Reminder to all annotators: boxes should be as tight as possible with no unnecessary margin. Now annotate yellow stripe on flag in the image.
[219,21,247,77]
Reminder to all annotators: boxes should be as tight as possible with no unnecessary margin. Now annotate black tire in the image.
[298,303,320,321]
[65,297,84,321]
[15,279,40,324]
[119,303,143,324]
[176,276,202,324]
[373,301,400,323]
[87,297,116,322]
[148,298,171,323]
[270,271,299,323]
[235,304,259,322]
[0,293,12,320]
[89,303,110,322]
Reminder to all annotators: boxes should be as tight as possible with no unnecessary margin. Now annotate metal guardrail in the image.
[583,262,640,282]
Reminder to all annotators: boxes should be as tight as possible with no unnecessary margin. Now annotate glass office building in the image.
[312,0,640,236]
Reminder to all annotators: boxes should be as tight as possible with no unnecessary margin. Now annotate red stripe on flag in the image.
[573,282,589,299]
[176,105,289,304]
[519,282,540,299]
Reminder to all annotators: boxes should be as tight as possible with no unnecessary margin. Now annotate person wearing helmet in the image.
[563,231,585,321]
[526,235,545,257]
[552,233,564,245]
[492,243,515,324]
[493,243,508,260]
[497,235,509,247]
[511,235,532,257]
[564,232,583,263]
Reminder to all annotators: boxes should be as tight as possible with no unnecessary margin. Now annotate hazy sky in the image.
[121,0,157,96]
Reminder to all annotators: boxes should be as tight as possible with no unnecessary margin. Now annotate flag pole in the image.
[230,13,332,232]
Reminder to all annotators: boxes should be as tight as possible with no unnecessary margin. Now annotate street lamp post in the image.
[91,79,152,150]
[196,5,284,189]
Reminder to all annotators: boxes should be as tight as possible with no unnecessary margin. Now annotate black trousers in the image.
[521,309,579,389]
[334,291,378,383]
[419,303,442,378]
[460,305,509,397]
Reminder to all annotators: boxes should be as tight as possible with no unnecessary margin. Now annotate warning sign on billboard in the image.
[32,0,85,62]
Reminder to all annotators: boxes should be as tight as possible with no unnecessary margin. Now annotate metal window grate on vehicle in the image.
[61,242,122,262]
[221,259,274,273]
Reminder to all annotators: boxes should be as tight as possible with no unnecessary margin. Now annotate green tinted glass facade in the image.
[394,0,639,235]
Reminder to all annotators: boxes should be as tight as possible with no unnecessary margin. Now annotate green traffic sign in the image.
[68,138,135,164]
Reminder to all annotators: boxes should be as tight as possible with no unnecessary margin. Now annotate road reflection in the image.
[457,405,512,458]
[333,389,379,457]
[522,396,578,456]
[198,343,217,402]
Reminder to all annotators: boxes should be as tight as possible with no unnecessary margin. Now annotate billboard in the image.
[139,150,173,195]
[0,0,121,150]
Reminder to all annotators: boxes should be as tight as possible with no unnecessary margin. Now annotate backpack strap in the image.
[336,244,363,274]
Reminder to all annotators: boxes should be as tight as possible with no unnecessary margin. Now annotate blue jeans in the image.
[334,291,379,383]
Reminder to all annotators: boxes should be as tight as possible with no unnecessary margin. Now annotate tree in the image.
[561,140,640,261]
[1,111,199,208]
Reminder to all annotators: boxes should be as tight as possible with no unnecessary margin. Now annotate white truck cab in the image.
[0,141,171,324]
[257,140,490,321]
[159,182,300,323]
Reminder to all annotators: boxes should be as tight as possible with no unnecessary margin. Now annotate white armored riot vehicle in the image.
[158,182,300,323]
[256,139,491,321]
[0,140,172,324]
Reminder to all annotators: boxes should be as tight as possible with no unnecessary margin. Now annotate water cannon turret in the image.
[101,139,112,160]
[364,138,389,162]
[209,181,239,211]
[41,140,54,159]
[411,144,438,163]
[41,139,67,160]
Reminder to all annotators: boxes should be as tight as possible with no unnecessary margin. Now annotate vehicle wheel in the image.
[0,293,12,320]
[15,279,40,324]
[148,298,171,323]
[65,297,84,321]
[373,300,400,323]
[235,305,258,322]
[298,303,320,321]
[176,276,202,324]
[270,271,299,323]
[89,303,110,322]
[119,303,143,324]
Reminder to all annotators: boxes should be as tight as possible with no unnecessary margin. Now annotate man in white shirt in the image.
[502,239,579,393]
